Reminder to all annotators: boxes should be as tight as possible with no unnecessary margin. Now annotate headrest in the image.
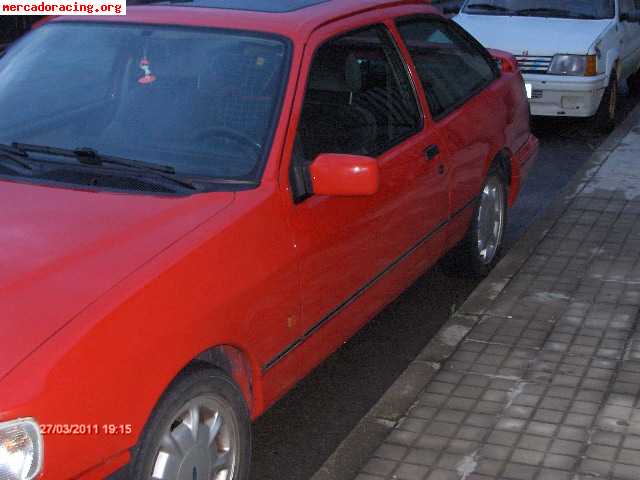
[308,47,362,93]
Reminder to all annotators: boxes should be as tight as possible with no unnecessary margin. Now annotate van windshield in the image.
[0,22,289,181]
[463,0,615,19]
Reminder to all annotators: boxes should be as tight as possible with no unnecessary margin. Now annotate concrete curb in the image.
[309,102,640,480]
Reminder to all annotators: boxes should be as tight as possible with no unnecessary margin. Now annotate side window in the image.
[296,25,421,163]
[397,18,497,119]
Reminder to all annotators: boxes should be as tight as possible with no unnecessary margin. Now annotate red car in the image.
[0,1,537,478]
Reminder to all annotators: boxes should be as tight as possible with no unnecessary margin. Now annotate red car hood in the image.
[0,181,234,381]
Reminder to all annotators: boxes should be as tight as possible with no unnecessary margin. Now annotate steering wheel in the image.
[191,126,262,155]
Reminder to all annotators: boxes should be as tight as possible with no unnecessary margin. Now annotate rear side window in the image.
[397,18,497,118]
[296,25,421,162]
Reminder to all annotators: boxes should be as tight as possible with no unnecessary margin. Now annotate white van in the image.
[454,0,640,130]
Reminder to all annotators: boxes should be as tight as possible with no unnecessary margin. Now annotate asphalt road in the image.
[250,89,640,480]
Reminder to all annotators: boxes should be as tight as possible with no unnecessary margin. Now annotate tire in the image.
[593,71,618,133]
[129,367,252,480]
[457,166,508,277]
[628,68,640,96]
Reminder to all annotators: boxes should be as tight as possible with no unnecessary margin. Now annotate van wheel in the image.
[593,71,618,133]
[628,68,640,96]
[130,367,251,480]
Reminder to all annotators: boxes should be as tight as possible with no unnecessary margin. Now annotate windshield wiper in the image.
[200,178,259,186]
[12,143,197,190]
[0,143,33,170]
[13,143,174,172]
[516,7,594,18]
[466,3,514,13]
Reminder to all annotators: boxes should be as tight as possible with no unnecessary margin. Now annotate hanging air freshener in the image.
[138,56,156,85]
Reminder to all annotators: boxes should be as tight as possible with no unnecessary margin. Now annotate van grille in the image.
[516,56,552,75]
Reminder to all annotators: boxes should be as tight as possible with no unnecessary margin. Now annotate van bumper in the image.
[523,73,608,118]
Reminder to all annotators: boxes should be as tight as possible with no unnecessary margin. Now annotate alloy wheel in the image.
[151,395,240,480]
[476,176,505,265]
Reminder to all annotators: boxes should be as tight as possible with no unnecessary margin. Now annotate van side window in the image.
[397,17,497,119]
[295,25,421,162]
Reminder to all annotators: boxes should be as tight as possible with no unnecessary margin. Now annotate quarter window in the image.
[397,18,497,118]
[295,25,421,162]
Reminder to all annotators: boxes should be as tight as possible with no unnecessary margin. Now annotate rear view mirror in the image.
[309,153,379,197]
[433,0,462,15]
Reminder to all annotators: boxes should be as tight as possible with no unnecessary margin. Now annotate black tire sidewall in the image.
[628,68,640,96]
[594,71,618,132]
[467,168,508,277]
[129,368,252,480]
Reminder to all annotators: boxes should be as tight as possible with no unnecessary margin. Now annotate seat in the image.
[298,48,378,161]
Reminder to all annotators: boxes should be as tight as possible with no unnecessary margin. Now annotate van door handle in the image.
[425,144,440,161]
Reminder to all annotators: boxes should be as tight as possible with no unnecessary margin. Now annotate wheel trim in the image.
[151,395,239,480]
[476,177,505,265]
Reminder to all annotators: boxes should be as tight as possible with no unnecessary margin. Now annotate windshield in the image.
[462,0,615,18]
[0,23,289,181]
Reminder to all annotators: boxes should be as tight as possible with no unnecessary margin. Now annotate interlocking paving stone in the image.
[355,128,640,479]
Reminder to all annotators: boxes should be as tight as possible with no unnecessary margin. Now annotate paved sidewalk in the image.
[313,105,640,480]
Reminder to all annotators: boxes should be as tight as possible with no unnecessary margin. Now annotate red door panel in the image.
[268,19,449,383]
[291,132,447,336]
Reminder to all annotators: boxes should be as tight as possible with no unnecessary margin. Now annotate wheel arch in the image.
[174,344,262,419]
[488,148,512,188]
[151,344,260,419]
[485,148,515,207]
[605,53,621,85]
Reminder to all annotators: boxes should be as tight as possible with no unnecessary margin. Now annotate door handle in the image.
[425,144,440,161]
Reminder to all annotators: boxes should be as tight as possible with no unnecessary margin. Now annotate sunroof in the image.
[151,0,330,12]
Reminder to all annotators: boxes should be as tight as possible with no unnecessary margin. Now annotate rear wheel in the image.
[593,71,618,133]
[628,68,640,96]
[443,166,508,277]
[130,367,251,480]
[466,168,508,276]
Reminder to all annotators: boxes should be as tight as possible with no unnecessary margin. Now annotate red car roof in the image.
[51,0,440,40]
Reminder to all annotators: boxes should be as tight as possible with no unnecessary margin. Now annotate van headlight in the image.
[548,54,597,76]
[0,419,43,480]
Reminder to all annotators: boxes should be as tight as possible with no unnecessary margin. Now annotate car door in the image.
[272,21,449,377]
[395,15,502,250]
[620,0,640,79]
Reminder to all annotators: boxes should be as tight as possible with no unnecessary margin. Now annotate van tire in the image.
[593,71,618,133]
[628,68,640,96]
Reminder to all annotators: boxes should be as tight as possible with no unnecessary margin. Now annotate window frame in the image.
[289,22,424,202]
[0,21,294,190]
[396,14,500,122]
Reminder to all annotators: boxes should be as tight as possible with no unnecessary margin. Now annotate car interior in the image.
[296,29,419,163]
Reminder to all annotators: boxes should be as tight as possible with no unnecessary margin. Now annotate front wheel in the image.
[464,168,508,277]
[593,71,618,133]
[130,367,252,480]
